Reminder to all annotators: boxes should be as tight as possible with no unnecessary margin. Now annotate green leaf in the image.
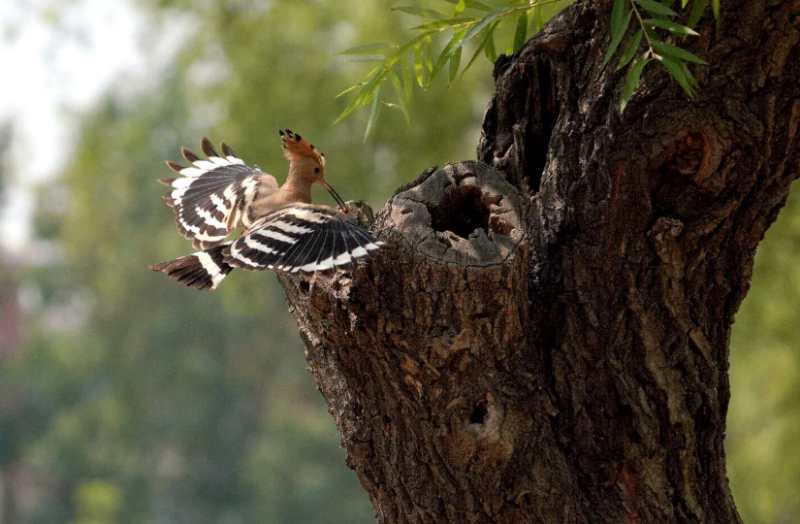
[402,52,413,101]
[616,29,642,71]
[410,17,475,31]
[343,55,386,63]
[644,18,699,36]
[335,93,368,124]
[388,69,411,123]
[602,0,632,68]
[711,0,720,20]
[633,0,677,17]
[513,12,528,52]
[659,55,695,97]
[610,0,630,39]
[681,0,689,7]
[687,0,708,27]
[363,86,381,142]
[620,55,651,112]
[335,83,363,99]
[434,30,467,76]
[484,26,497,61]
[532,4,544,32]
[413,43,426,87]
[462,20,497,74]
[339,43,393,55]
[387,31,436,59]
[651,40,707,64]
[334,65,387,123]
[423,36,435,73]
[443,0,492,11]
[684,61,699,88]
[449,46,462,82]
[391,6,444,19]
[458,9,504,48]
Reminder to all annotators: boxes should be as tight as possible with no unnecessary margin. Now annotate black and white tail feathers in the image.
[151,204,383,290]
[149,243,233,291]
[160,138,277,249]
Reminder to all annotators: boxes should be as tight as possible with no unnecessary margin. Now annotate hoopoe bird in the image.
[150,129,383,290]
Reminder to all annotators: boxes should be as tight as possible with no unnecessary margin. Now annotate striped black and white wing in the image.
[226,204,383,273]
[161,138,278,250]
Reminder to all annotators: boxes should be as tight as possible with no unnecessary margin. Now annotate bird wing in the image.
[160,138,278,250]
[225,203,383,273]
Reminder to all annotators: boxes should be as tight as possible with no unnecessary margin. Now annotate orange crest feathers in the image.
[279,129,325,167]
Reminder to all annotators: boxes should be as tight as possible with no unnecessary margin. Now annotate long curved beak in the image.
[320,179,348,212]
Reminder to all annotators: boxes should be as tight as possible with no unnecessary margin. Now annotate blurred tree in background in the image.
[3,1,487,523]
[0,1,797,523]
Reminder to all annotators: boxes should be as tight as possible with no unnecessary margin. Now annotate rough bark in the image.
[278,1,800,522]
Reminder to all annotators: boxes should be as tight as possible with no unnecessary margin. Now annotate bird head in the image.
[280,129,346,210]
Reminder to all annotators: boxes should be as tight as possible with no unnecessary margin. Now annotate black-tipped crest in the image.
[279,128,325,167]
[280,129,303,142]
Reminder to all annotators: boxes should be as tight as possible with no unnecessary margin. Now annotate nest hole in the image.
[469,399,489,425]
[429,185,490,239]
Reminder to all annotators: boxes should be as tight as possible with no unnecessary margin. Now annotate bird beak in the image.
[319,179,348,212]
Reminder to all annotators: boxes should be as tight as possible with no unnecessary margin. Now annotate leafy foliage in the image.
[336,0,574,138]
[605,0,716,111]
[339,0,720,129]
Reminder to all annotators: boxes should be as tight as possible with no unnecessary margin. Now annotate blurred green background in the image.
[0,1,797,523]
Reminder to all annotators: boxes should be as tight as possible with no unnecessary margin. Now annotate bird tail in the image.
[149,242,233,291]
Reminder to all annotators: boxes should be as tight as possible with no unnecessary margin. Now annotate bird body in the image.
[150,130,382,290]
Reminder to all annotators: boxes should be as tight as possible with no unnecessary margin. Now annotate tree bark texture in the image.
[278,2,800,522]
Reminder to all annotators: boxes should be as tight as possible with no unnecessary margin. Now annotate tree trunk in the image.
[279,1,800,522]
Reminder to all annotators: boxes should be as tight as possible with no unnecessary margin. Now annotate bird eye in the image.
[314,167,320,174]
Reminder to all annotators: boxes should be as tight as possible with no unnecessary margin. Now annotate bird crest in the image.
[280,128,325,168]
